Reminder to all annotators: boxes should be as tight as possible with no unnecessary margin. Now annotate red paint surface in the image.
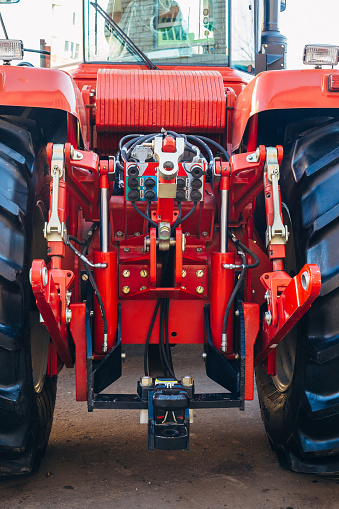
[0,65,88,147]
[232,69,339,150]
[93,251,118,355]
[70,303,87,401]
[243,302,260,400]
[96,69,226,134]
[210,252,235,352]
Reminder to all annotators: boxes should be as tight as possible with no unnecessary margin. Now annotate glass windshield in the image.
[84,0,230,65]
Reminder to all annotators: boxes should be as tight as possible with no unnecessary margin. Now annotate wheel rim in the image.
[273,329,297,392]
[272,206,297,393]
[30,202,50,394]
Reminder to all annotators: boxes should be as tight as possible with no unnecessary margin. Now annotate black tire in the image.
[255,117,339,474]
[0,117,57,476]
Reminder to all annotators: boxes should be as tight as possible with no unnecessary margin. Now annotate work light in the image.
[0,39,24,61]
[303,45,339,66]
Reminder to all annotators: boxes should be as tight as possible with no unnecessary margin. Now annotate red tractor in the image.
[0,0,338,476]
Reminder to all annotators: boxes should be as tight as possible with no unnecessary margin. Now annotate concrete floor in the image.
[0,345,338,508]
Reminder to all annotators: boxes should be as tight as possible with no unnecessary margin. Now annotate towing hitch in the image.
[138,378,191,451]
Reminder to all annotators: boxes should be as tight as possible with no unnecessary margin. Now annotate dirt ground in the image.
[0,345,338,509]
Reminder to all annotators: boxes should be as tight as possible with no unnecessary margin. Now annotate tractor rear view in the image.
[0,0,338,476]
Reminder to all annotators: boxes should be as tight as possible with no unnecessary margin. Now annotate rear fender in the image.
[232,69,339,152]
[0,66,87,148]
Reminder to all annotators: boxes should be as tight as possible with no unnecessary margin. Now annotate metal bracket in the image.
[153,135,185,181]
[264,147,289,246]
[255,264,321,368]
[44,144,67,243]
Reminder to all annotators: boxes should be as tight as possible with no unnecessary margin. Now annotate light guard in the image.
[303,45,339,66]
[0,39,24,61]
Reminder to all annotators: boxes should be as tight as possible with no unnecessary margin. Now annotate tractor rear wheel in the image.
[255,118,339,473]
[0,118,57,476]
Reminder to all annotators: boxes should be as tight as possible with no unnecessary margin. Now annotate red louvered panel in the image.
[96,69,226,134]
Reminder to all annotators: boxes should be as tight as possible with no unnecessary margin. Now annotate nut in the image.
[116,231,124,238]
[196,247,203,253]
[123,247,130,253]
[134,232,141,237]
[201,231,208,237]
[140,286,147,291]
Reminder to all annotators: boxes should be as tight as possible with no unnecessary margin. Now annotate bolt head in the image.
[196,286,204,294]
[123,247,130,253]
[235,309,240,316]
[140,269,148,278]
[122,269,130,278]
[82,273,89,281]
[182,269,187,277]
[116,231,124,238]
[181,376,193,386]
[134,232,141,237]
[264,310,272,325]
[201,231,208,237]
[140,376,152,386]
[196,270,204,278]
[122,286,130,294]
[65,308,72,323]
[196,247,203,253]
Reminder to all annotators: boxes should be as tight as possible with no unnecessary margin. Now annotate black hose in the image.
[186,135,214,164]
[144,300,161,376]
[125,133,159,160]
[178,201,197,226]
[158,299,168,377]
[158,298,175,378]
[119,133,139,151]
[131,200,158,229]
[67,225,108,348]
[221,231,260,340]
[164,298,174,377]
[194,135,230,162]
[229,232,260,269]
[222,249,247,336]
[171,202,182,234]
[68,234,86,245]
